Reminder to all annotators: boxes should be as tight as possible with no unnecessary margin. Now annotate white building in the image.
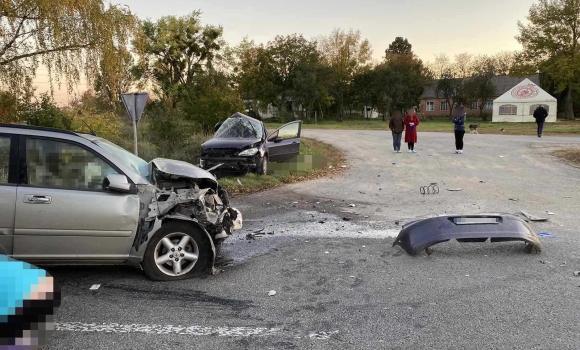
[492,78,557,123]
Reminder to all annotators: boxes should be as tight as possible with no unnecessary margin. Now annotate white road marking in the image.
[56,322,338,340]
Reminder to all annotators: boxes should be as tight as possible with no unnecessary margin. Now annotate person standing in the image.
[533,105,548,138]
[389,110,405,153]
[452,106,466,154]
[404,108,420,153]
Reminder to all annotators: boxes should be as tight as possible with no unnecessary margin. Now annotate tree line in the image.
[0,0,578,134]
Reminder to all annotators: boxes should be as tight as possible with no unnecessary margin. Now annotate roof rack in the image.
[0,123,79,136]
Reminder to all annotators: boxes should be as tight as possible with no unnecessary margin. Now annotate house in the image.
[418,75,540,117]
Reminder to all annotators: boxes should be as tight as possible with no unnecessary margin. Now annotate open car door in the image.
[267,121,302,162]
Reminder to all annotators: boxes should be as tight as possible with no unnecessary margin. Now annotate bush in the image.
[21,93,73,129]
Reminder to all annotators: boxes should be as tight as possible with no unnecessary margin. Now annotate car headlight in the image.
[238,148,259,156]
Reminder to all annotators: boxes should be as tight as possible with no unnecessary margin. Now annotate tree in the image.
[180,70,244,132]
[0,0,137,95]
[319,29,372,121]
[134,11,223,108]
[94,48,135,108]
[515,0,580,119]
[385,37,412,56]
[464,55,497,120]
[435,69,461,118]
[454,53,473,78]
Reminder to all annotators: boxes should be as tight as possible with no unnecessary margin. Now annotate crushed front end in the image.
[146,158,243,244]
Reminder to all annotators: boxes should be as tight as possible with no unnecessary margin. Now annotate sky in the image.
[41,0,537,104]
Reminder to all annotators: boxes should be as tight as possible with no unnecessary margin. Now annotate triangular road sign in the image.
[122,92,148,122]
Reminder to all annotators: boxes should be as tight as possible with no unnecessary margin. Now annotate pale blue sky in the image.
[43,0,537,103]
[115,0,535,61]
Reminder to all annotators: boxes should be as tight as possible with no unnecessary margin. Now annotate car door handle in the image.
[24,195,52,204]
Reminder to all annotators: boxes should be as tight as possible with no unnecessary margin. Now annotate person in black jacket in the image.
[533,105,548,138]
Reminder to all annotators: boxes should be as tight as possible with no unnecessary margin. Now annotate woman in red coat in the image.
[404,108,420,153]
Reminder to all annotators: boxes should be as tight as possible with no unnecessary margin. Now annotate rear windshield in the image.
[215,117,263,139]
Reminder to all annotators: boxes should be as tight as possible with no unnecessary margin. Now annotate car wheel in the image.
[142,222,209,281]
[257,154,268,175]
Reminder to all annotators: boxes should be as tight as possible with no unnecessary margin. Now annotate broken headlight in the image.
[238,148,258,156]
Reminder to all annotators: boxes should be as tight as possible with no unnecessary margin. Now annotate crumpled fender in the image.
[393,215,541,255]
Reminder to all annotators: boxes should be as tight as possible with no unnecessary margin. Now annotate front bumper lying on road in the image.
[393,215,542,255]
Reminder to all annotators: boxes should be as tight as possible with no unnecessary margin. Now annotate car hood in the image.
[202,138,261,150]
[149,158,217,183]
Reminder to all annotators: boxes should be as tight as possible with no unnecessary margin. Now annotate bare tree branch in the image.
[0,43,92,65]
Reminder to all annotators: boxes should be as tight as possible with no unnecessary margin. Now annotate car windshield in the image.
[215,117,263,139]
[93,139,150,179]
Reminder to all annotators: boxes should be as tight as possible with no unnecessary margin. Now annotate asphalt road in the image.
[45,130,580,350]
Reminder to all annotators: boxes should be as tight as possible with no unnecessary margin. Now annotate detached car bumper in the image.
[200,156,259,172]
[393,215,541,255]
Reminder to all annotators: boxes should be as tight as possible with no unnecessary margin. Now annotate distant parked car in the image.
[200,113,302,175]
[0,124,243,281]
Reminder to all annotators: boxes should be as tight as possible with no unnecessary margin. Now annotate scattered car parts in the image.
[393,215,542,255]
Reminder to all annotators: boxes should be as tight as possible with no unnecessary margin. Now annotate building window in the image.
[530,104,549,115]
[426,101,434,111]
[470,102,478,110]
[499,104,518,115]
[485,100,493,110]
[440,101,448,111]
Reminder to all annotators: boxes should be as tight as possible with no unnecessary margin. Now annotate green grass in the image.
[265,118,580,135]
[218,137,346,195]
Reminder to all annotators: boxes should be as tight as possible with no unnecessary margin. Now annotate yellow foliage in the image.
[63,108,121,141]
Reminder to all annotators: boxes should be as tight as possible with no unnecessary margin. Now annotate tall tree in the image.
[319,29,372,121]
[0,0,137,95]
[94,47,135,108]
[515,0,580,119]
[454,53,473,78]
[385,37,412,56]
[436,68,462,118]
[464,55,497,120]
[134,11,223,108]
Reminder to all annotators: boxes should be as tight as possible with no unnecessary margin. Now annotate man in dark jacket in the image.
[533,105,548,138]
[389,111,405,153]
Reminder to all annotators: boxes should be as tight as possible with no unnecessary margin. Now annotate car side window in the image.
[0,136,10,184]
[26,138,118,191]
[267,130,278,141]
[278,122,300,139]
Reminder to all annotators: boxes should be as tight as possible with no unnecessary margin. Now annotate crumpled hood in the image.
[149,158,217,184]
[202,138,261,151]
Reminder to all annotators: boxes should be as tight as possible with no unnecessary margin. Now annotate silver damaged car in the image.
[0,124,242,281]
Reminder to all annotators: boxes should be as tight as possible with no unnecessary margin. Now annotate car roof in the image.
[0,123,81,136]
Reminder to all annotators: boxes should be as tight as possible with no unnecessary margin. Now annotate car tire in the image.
[142,222,210,281]
[257,154,268,175]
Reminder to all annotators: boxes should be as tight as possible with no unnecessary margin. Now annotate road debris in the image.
[237,179,243,186]
[546,211,556,215]
[509,198,519,202]
[420,184,439,195]
[499,155,504,158]
[574,271,580,277]
[538,232,555,238]
[521,210,548,222]
[324,251,329,254]
[268,290,277,296]
[447,188,462,192]
[349,204,356,207]
[343,217,351,221]
[319,220,325,224]
[90,284,101,291]
[246,226,266,240]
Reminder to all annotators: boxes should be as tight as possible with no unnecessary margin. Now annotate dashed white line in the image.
[56,322,338,340]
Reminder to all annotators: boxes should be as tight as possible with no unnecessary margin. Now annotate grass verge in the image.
[218,137,346,195]
[552,149,580,167]
[265,118,580,135]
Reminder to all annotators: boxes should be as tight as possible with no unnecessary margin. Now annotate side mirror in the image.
[214,122,223,132]
[273,136,284,143]
[104,174,132,193]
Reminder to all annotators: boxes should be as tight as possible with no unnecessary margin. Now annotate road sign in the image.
[121,92,148,156]
[121,92,148,122]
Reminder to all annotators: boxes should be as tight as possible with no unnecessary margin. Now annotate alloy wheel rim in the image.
[153,232,199,277]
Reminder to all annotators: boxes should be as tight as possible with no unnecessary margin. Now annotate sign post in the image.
[121,92,148,156]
